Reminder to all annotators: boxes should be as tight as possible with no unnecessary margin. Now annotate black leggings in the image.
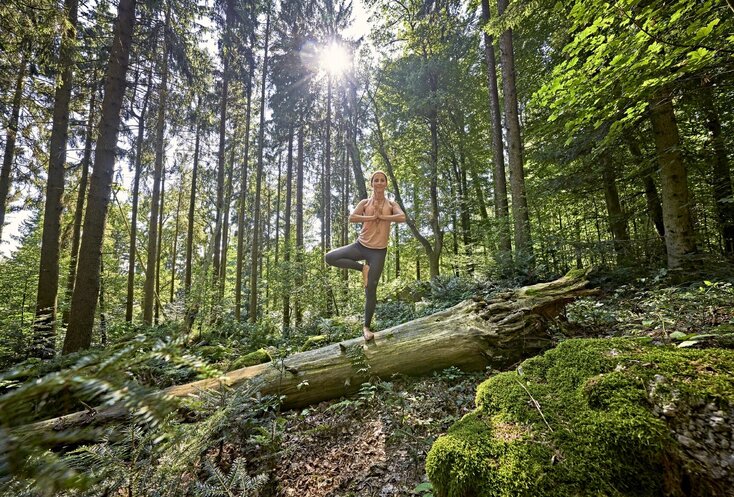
[324,241,387,327]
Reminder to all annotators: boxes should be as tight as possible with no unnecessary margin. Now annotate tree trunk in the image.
[600,153,630,266]
[497,0,532,263]
[63,75,99,328]
[184,115,200,297]
[0,52,27,243]
[701,83,734,257]
[219,137,236,298]
[235,76,252,321]
[63,0,138,354]
[32,0,80,357]
[480,0,511,260]
[213,8,232,290]
[249,10,270,323]
[649,90,697,270]
[171,169,183,302]
[155,169,165,324]
[347,80,367,200]
[26,270,596,433]
[143,6,171,325]
[126,75,152,323]
[295,126,304,326]
[625,136,665,241]
[282,126,294,334]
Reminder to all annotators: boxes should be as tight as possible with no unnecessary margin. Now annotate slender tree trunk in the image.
[274,154,281,265]
[171,170,183,302]
[63,75,99,328]
[325,77,332,252]
[600,153,630,266]
[219,136,236,298]
[249,10,270,323]
[0,52,27,241]
[497,0,532,262]
[347,80,367,199]
[32,0,81,357]
[143,6,171,325]
[282,126,293,334]
[64,0,138,353]
[295,126,304,326]
[155,169,165,324]
[626,136,665,241]
[701,83,734,257]
[184,116,200,296]
[213,9,232,289]
[480,0,511,260]
[235,76,252,321]
[427,107,443,279]
[649,90,697,270]
[126,73,152,322]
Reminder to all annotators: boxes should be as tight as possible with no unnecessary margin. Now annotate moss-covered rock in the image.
[228,348,271,370]
[426,338,734,497]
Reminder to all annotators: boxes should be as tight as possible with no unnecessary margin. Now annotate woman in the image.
[325,171,406,341]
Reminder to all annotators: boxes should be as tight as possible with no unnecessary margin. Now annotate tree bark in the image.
[63,0,138,354]
[600,153,630,266]
[171,169,183,302]
[235,75,252,321]
[649,90,697,270]
[282,126,293,333]
[143,5,171,325]
[25,270,596,432]
[126,73,152,323]
[625,136,665,241]
[249,10,270,323]
[497,0,532,263]
[63,75,99,328]
[184,114,200,297]
[480,0,511,261]
[347,79,367,200]
[701,83,734,257]
[0,52,28,243]
[155,169,165,324]
[295,126,304,326]
[32,0,80,357]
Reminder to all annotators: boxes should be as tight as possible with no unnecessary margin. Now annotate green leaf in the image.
[669,331,687,341]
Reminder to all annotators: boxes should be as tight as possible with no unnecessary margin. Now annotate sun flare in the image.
[318,42,350,77]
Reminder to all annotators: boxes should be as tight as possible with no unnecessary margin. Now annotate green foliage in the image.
[194,457,268,497]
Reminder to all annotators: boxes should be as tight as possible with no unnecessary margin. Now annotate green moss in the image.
[427,338,734,497]
[300,335,330,351]
[228,348,271,370]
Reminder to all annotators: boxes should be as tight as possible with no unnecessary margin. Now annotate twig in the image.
[515,377,553,432]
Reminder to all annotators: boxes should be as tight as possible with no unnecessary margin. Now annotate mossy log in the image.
[426,338,734,497]
[26,269,596,433]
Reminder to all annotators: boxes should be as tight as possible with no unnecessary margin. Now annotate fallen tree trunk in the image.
[26,269,596,432]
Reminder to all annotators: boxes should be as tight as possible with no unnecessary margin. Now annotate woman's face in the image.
[371,173,387,192]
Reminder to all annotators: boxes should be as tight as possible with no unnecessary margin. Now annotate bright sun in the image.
[318,42,350,77]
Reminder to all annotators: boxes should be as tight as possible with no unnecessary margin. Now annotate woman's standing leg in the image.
[363,247,387,330]
[324,242,364,271]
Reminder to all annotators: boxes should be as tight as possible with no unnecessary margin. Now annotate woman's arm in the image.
[349,199,377,223]
[376,201,406,222]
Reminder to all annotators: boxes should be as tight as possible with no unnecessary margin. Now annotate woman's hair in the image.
[369,170,388,184]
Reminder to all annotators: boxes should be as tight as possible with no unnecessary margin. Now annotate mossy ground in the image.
[427,338,734,497]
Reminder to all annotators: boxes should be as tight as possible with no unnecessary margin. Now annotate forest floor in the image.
[228,276,734,497]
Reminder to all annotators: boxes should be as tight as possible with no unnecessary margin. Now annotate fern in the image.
[193,458,268,497]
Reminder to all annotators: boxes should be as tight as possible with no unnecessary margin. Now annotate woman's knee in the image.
[324,250,337,266]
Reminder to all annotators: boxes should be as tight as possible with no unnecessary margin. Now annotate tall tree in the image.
[0,52,27,242]
[649,91,697,269]
[235,73,252,320]
[480,0,512,262]
[126,71,152,322]
[248,9,270,323]
[64,0,138,353]
[143,3,172,325]
[497,0,532,263]
[62,76,99,328]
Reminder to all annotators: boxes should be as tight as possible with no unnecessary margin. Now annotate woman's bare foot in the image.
[362,264,370,288]
[363,326,375,341]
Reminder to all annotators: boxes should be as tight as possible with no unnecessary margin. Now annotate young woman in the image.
[325,171,406,341]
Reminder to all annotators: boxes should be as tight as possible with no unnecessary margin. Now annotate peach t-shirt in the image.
[357,197,404,249]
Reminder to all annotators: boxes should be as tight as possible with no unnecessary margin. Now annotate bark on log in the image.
[23,270,596,433]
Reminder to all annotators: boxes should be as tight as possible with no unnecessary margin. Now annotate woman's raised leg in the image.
[324,242,364,271]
